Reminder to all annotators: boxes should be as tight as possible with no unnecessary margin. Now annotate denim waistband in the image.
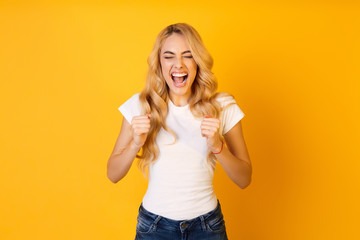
[137,200,224,232]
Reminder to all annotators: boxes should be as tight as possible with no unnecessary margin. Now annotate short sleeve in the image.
[217,94,245,135]
[118,93,142,123]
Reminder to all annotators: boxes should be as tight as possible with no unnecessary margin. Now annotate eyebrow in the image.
[163,50,192,55]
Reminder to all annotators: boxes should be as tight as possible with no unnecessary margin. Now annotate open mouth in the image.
[171,72,188,87]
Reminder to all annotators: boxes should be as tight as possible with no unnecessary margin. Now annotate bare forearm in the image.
[215,146,252,189]
[107,141,141,183]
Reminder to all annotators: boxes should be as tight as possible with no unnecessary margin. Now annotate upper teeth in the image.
[172,73,187,77]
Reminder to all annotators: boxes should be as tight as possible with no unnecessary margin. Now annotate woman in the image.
[107,23,252,240]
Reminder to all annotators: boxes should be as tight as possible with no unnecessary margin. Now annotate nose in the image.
[174,56,184,69]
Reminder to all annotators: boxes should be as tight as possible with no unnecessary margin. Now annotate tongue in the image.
[173,76,184,83]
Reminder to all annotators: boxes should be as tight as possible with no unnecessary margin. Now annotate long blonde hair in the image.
[138,23,226,173]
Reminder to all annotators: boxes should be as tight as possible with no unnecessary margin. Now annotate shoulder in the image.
[118,92,142,123]
[215,92,237,108]
[121,92,141,107]
[127,92,141,102]
[215,92,245,135]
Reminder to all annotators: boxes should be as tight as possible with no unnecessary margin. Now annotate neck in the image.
[169,93,190,107]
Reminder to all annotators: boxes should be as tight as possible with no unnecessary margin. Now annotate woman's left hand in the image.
[200,115,223,153]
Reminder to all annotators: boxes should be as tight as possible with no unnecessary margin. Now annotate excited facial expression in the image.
[160,33,197,106]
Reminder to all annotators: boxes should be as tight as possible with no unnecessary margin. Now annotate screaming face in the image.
[160,33,198,106]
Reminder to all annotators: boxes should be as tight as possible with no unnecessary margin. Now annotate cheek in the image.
[160,63,169,78]
[189,59,197,70]
[161,61,171,70]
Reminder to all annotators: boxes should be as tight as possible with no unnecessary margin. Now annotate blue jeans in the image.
[135,200,228,240]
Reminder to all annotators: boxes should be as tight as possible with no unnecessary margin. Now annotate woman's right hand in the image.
[131,114,152,148]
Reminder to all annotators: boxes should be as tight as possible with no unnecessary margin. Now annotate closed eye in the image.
[163,55,192,59]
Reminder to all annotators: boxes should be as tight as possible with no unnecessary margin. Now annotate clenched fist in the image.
[131,114,151,148]
[200,115,223,153]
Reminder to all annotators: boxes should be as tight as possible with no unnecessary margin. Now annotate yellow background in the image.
[1,0,359,239]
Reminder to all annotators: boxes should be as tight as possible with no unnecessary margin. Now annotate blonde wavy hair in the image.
[138,23,229,173]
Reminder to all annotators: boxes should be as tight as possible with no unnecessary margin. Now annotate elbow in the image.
[107,169,123,184]
[107,153,130,184]
[107,163,118,183]
[107,172,119,183]
[107,158,124,184]
[236,169,252,189]
[107,175,119,184]
[239,162,252,189]
[237,177,252,189]
[107,169,128,183]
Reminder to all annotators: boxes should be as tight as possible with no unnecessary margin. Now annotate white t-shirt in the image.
[118,93,245,220]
